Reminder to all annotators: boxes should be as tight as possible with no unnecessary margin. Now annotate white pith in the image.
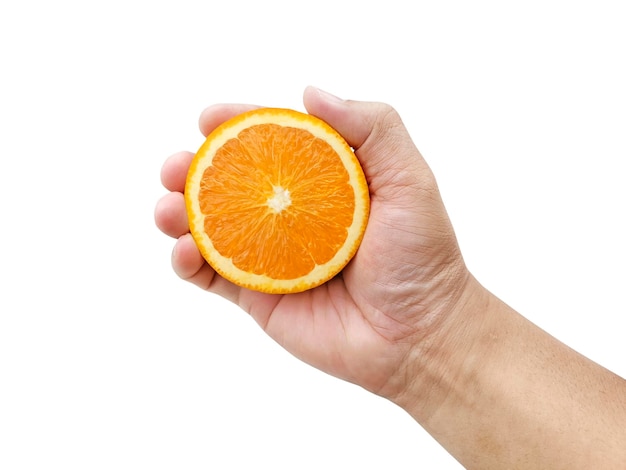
[267,186,292,213]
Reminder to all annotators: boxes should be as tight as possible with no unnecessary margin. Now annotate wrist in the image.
[388,274,494,423]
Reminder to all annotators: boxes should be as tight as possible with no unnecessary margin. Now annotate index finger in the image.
[199,103,262,136]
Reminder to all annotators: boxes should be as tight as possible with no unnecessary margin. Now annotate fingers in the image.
[172,234,242,303]
[157,104,262,237]
[171,233,212,285]
[156,151,193,238]
[199,103,261,136]
[158,102,266,304]
[154,192,188,238]
[160,151,193,192]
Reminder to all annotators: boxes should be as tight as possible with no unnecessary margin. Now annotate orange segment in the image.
[185,108,369,293]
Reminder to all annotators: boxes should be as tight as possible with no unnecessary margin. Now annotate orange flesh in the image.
[198,123,355,280]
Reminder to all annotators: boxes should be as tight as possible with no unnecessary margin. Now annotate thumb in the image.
[302,86,435,199]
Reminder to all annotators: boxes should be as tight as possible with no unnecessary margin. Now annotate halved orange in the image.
[185,108,370,294]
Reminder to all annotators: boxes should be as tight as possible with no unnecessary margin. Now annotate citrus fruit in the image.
[184,108,370,294]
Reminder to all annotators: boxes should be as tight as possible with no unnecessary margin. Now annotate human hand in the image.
[154,86,473,401]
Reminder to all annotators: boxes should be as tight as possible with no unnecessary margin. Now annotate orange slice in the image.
[185,108,370,294]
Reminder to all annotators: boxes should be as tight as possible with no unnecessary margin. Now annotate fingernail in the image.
[312,86,345,104]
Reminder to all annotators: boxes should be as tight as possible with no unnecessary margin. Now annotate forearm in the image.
[393,277,626,469]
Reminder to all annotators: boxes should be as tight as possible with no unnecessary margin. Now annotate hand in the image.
[154,86,472,400]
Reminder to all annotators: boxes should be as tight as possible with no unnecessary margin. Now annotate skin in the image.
[154,86,626,469]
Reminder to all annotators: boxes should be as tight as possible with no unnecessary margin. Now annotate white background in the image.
[1,1,624,468]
